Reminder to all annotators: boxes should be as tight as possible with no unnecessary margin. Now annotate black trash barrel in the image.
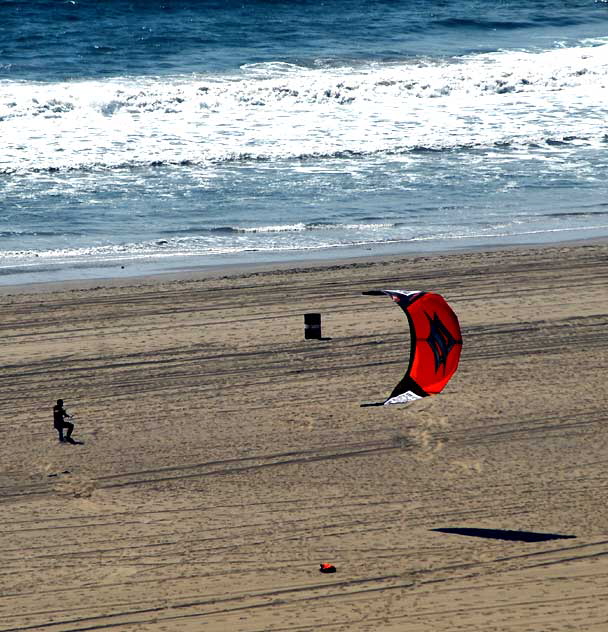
[304,313,322,340]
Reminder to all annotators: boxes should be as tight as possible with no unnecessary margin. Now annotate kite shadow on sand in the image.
[432,527,576,542]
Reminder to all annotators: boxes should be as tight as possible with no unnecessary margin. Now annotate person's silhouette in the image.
[53,399,75,443]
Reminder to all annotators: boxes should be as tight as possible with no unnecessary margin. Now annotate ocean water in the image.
[1,0,608,284]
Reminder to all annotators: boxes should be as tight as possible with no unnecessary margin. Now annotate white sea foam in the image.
[235,223,307,233]
[1,39,607,174]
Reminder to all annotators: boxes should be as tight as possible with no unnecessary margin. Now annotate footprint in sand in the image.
[53,473,97,498]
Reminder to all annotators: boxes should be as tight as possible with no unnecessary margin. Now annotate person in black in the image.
[53,399,74,443]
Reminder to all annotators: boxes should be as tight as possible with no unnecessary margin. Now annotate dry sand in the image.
[1,242,607,632]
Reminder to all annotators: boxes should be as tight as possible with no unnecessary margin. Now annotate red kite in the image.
[363,290,462,405]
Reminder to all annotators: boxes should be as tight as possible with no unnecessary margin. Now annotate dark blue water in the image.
[4,1,608,80]
[2,0,608,283]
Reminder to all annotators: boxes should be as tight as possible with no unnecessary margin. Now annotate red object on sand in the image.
[320,563,336,573]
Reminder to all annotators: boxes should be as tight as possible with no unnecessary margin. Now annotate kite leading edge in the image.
[363,290,463,405]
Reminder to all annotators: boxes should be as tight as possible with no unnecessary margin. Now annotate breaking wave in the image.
[1,39,607,174]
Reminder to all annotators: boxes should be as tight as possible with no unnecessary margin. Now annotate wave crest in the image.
[1,40,607,173]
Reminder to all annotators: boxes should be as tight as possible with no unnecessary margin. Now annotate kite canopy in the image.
[363,290,462,405]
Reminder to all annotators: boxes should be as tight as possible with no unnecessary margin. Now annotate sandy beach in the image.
[1,241,608,632]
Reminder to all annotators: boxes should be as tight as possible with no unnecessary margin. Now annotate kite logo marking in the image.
[426,311,458,372]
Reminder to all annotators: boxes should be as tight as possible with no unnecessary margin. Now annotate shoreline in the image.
[2,233,607,296]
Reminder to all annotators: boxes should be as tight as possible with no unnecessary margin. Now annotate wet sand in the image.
[1,241,608,631]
